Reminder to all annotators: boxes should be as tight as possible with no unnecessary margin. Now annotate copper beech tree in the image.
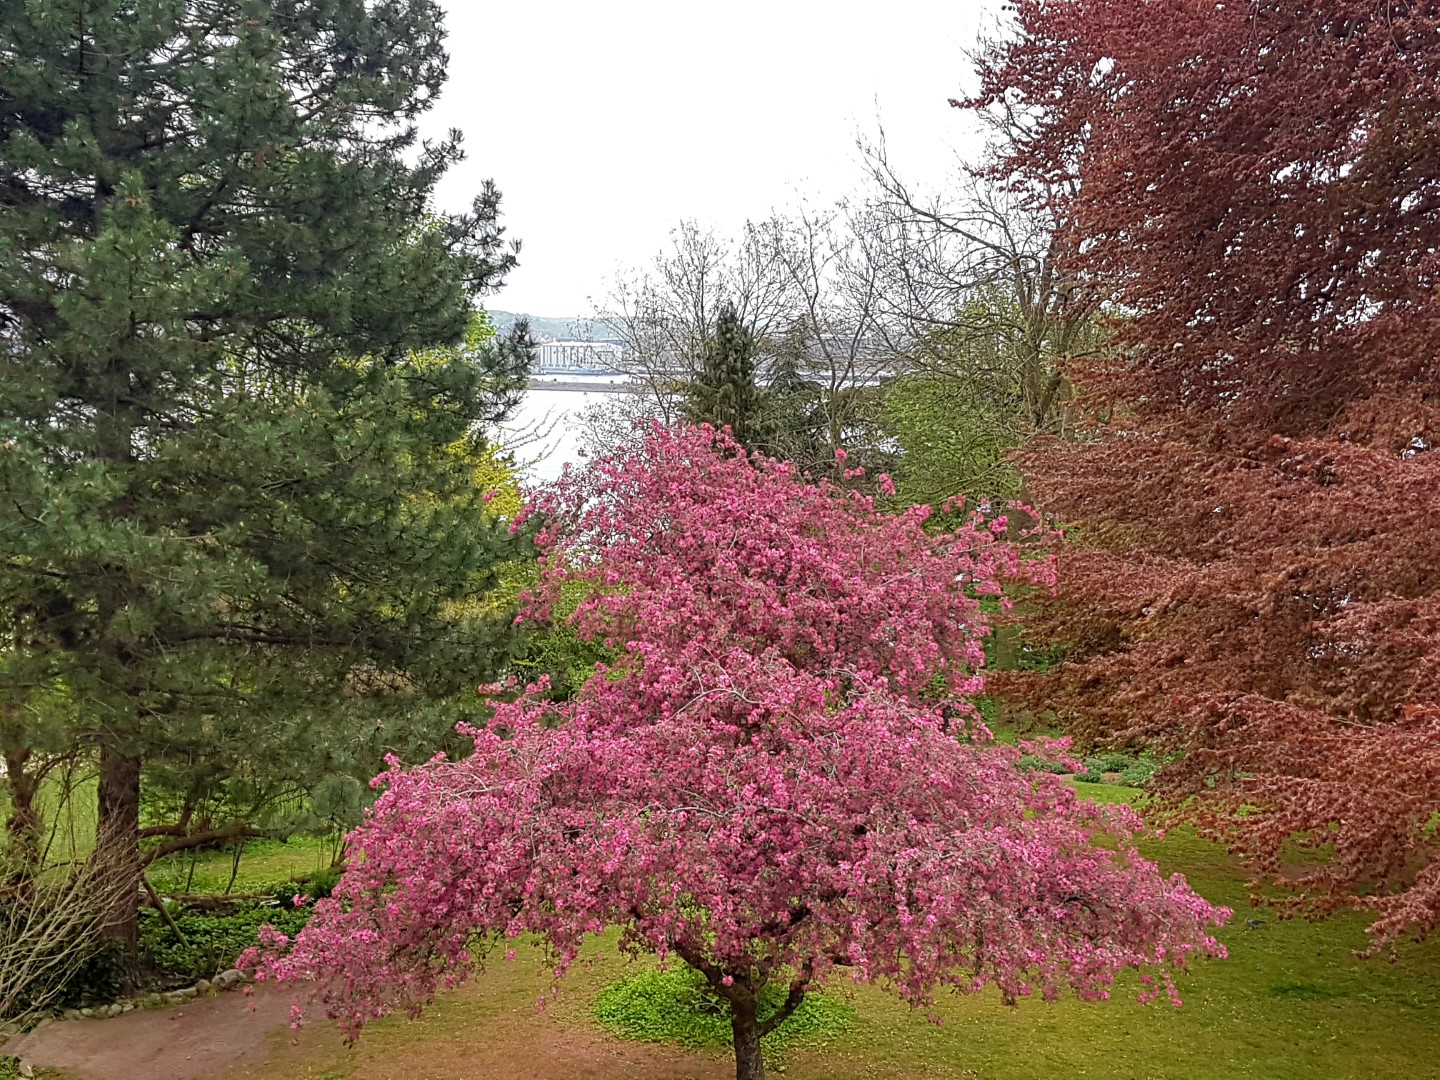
[969,0,1440,947]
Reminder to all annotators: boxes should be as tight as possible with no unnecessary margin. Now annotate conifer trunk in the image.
[96,744,142,962]
[3,747,42,868]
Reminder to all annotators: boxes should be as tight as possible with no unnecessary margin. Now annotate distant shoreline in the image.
[527,379,629,393]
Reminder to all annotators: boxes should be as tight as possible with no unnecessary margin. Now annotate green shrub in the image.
[1016,753,1070,775]
[975,695,1001,728]
[1087,751,1138,774]
[1015,640,1066,673]
[273,865,342,906]
[593,966,853,1054]
[139,903,311,983]
[1120,757,1160,787]
[1073,751,1161,786]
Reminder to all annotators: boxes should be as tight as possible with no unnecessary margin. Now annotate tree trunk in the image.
[3,747,42,868]
[730,997,766,1080]
[96,744,142,962]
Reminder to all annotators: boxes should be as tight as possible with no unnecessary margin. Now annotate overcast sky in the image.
[424,0,1003,318]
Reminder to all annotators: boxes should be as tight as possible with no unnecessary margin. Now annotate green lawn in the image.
[790,792,1440,1079]
[233,783,1440,1080]
[10,777,1439,1077]
[148,835,337,895]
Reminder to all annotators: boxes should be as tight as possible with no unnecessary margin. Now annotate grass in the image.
[236,785,1440,1080]
[8,768,1437,1077]
[1,772,338,896]
[147,835,337,895]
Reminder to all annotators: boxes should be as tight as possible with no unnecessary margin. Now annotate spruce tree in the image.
[684,302,763,447]
[0,0,532,961]
[756,324,828,471]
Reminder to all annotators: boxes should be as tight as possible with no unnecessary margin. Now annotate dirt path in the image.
[5,983,738,1080]
[6,988,296,1080]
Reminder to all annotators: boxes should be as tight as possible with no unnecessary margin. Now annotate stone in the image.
[106,1003,123,1018]
[120,1002,135,1013]
[0,1023,19,1037]
[61,1009,82,1021]
[19,1061,34,1078]
[194,979,211,994]
[79,1008,95,1019]
[215,968,243,989]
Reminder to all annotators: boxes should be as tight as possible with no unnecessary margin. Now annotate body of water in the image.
[501,378,627,483]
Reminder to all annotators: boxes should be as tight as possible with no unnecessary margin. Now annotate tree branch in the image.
[758,972,810,1036]
[142,826,283,865]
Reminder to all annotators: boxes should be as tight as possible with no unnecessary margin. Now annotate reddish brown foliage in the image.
[971,0,1440,948]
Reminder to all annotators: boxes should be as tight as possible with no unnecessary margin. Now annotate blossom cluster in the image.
[244,426,1227,1038]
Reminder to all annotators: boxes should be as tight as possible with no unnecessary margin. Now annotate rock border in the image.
[55,967,252,1022]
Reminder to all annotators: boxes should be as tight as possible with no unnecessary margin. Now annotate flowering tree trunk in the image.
[730,995,766,1080]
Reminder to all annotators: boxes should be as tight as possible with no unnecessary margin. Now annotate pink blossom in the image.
[248,425,1228,1052]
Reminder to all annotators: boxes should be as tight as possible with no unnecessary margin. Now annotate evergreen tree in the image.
[684,302,763,447]
[0,0,532,961]
[755,329,827,471]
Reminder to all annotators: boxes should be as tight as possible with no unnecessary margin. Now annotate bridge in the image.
[531,340,626,376]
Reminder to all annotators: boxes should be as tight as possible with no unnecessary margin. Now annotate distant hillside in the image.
[486,310,622,343]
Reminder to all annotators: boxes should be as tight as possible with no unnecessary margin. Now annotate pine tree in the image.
[0,0,533,962]
[684,302,764,447]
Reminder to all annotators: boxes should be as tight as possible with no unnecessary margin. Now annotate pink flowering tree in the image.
[244,426,1228,1080]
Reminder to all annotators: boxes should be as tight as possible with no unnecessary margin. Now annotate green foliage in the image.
[295,866,343,902]
[140,904,312,984]
[1085,751,1140,774]
[1017,753,1071,775]
[1120,757,1161,787]
[0,0,539,949]
[1012,743,1158,787]
[684,303,765,447]
[509,577,616,701]
[756,341,831,471]
[975,694,1002,729]
[266,863,342,906]
[593,966,854,1054]
[883,373,1025,507]
[1075,751,1159,787]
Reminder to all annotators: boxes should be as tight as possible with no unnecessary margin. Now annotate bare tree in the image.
[0,824,141,1020]
[585,220,802,456]
[762,201,895,458]
[860,128,1104,439]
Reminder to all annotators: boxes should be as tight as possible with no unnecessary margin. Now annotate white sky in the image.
[426,0,1003,317]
